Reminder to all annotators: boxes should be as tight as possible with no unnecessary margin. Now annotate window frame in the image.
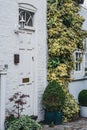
[71,40,87,79]
[18,3,37,31]
[84,38,87,76]
[72,48,84,79]
[74,49,83,72]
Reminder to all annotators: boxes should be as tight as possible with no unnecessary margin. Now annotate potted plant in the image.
[42,80,66,125]
[78,89,87,117]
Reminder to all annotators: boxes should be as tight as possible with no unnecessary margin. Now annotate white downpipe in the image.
[0,70,7,130]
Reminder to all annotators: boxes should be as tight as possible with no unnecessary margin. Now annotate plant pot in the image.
[80,106,87,117]
[30,115,38,120]
[4,121,8,130]
[54,111,62,125]
[44,110,62,125]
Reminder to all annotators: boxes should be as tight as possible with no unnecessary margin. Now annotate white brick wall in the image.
[0,0,47,121]
[69,79,87,102]
[0,0,87,126]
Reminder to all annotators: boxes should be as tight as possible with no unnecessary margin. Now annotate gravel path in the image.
[42,118,87,130]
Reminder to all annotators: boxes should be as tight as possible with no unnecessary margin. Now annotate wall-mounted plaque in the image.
[22,78,30,83]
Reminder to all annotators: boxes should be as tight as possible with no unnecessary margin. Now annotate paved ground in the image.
[42,118,87,130]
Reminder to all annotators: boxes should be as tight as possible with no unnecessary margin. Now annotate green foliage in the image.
[43,81,66,111]
[7,115,42,130]
[49,0,56,4]
[78,90,87,106]
[5,114,16,128]
[62,93,79,122]
[47,0,87,122]
[48,57,60,68]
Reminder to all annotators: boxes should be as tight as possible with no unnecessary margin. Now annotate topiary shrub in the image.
[78,90,87,106]
[42,80,66,112]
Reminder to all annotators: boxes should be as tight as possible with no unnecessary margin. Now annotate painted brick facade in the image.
[0,0,87,129]
[0,0,47,125]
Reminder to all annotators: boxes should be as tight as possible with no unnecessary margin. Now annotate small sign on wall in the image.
[22,78,30,83]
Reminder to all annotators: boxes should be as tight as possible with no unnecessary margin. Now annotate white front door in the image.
[18,31,35,115]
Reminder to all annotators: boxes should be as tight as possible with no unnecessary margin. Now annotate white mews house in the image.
[69,0,87,101]
[0,0,87,130]
[0,0,47,129]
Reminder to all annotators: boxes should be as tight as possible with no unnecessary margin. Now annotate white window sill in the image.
[19,26,35,32]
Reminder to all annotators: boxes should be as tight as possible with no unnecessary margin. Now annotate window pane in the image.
[79,63,81,71]
[85,53,87,68]
[19,9,25,21]
[19,9,34,28]
[75,50,82,71]
[76,52,78,61]
[75,63,78,71]
[25,11,34,26]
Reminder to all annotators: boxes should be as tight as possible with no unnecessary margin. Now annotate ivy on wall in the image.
[47,0,87,122]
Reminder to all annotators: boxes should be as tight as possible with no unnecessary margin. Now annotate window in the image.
[19,9,34,28]
[85,53,87,68]
[74,49,83,71]
[73,0,84,4]
[73,40,86,78]
[78,0,84,4]
[84,39,87,75]
[18,3,36,29]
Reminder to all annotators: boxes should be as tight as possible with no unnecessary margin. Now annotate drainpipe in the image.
[0,68,7,130]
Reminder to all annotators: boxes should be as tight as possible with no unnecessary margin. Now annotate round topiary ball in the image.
[78,90,87,106]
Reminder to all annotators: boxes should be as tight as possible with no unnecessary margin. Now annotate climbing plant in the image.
[47,0,87,122]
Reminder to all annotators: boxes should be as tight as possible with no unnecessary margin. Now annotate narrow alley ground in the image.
[42,118,87,130]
